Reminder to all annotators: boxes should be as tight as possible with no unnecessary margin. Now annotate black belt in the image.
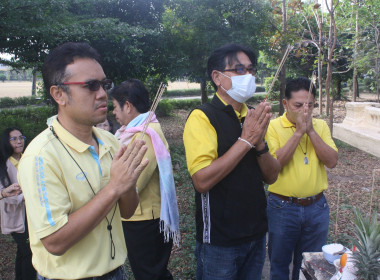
[270,192,323,206]
[80,266,123,280]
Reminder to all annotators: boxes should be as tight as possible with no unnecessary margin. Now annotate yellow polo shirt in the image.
[122,122,168,221]
[18,118,127,279]
[183,93,248,176]
[265,113,338,197]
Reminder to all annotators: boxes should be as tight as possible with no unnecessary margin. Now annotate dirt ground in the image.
[0,94,379,279]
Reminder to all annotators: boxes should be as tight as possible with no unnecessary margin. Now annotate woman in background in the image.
[95,117,114,133]
[0,127,36,280]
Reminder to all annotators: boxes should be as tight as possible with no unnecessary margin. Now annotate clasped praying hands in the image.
[241,102,272,148]
[295,103,313,135]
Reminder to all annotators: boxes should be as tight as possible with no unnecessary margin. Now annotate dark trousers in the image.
[123,219,173,280]
[11,228,36,280]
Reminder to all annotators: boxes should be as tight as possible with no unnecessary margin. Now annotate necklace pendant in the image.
[304,156,309,165]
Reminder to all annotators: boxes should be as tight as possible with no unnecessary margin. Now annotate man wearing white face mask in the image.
[183,43,281,280]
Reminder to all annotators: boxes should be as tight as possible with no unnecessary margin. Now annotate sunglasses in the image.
[9,136,26,142]
[222,65,257,75]
[59,79,113,91]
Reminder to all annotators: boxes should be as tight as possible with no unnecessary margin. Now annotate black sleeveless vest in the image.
[193,95,267,246]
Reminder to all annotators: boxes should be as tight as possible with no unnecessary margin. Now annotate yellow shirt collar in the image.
[280,112,295,128]
[215,92,248,120]
[51,118,106,153]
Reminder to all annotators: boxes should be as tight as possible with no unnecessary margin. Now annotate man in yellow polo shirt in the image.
[265,77,338,280]
[18,42,148,280]
[184,43,281,280]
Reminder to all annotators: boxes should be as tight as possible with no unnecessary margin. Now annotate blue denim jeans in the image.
[37,265,127,280]
[195,236,266,280]
[267,193,329,280]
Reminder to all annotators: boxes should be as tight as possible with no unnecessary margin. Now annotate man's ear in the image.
[282,99,287,110]
[211,70,222,88]
[124,100,132,113]
[50,86,66,106]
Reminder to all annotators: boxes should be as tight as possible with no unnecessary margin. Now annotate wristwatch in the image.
[255,141,269,157]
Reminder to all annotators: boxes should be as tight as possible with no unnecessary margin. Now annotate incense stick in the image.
[334,184,340,243]
[306,71,317,109]
[139,83,166,140]
[264,45,293,101]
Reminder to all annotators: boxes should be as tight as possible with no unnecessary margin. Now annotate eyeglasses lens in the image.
[87,80,112,91]
[236,66,256,75]
[10,136,26,142]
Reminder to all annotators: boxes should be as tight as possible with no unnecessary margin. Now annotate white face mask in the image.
[219,72,256,103]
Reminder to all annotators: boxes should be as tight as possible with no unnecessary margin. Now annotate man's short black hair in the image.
[109,79,150,113]
[207,43,257,90]
[285,77,316,100]
[42,42,101,106]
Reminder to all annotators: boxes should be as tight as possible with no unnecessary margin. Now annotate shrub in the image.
[264,76,280,100]
[256,86,265,92]
[156,99,174,117]
[170,99,202,110]
[0,97,15,108]
[0,96,45,108]
[0,106,57,142]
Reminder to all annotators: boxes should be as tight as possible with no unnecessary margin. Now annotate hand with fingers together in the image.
[241,101,272,148]
[304,103,314,134]
[295,103,312,135]
[110,139,149,195]
[0,183,22,199]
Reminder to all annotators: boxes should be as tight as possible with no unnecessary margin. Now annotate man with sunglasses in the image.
[18,42,148,280]
[183,43,280,280]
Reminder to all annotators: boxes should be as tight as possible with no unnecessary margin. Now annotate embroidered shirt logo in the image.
[75,172,87,181]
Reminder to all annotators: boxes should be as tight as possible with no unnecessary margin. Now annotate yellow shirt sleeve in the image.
[319,120,338,152]
[183,109,218,176]
[18,154,69,239]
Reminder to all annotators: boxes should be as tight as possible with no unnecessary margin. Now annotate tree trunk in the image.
[318,49,323,114]
[353,2,359,101]
[376,56,379,102]
[333,76,342,100]
[325,0,337,133]
[31,67,37,96]
[200,79,208,104]
[279,66,286,115]
[355,76,360,97]
[336,77,341,100]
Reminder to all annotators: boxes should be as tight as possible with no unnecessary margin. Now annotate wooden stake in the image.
[334,184,340,243]
[369,169,379,216]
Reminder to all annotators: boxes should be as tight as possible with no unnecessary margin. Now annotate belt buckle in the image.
[297,197,311,206]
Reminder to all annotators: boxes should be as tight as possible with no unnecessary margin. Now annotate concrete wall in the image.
[333,102,380,158]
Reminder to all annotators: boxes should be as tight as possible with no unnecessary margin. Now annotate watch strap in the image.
[255,141,269,157]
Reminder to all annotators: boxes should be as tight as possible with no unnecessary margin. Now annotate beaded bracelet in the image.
[238,137,255,149]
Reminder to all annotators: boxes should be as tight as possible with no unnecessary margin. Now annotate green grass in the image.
[334,139,356,151]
